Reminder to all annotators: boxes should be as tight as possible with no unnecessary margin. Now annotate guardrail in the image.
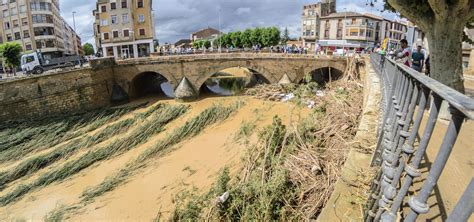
[366,53,474,221]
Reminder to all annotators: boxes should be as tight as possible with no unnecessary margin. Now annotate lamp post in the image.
[72,11,76,31]
[218,7,222,53]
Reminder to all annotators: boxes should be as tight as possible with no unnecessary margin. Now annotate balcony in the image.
[346,22,374,29]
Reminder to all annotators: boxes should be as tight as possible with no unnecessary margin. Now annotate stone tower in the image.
[320,0,337,17]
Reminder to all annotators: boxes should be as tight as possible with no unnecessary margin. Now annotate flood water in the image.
[159,77,247,98]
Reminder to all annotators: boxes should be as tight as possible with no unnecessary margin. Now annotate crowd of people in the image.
[375,39,430,76]
[157,44,321,56]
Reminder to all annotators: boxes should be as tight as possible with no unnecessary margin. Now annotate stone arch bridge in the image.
[108,53,348,101]
[0,53,348,120]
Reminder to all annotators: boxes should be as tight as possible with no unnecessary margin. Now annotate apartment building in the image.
[93,0,156,59]
[0,0,82,59]
[379,18,408,48]
[301,0,336,49]
[318,12,383,51]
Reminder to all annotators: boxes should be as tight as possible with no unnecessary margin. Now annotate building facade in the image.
[93,0,155,59]
[0,0,81,59]
[379,18,408,49]
[317,12,383,51]
[301,0,336,49]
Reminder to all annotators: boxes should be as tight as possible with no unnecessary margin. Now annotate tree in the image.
[281,27,290,45]
[250,28,262,46]
[0,42,22,75]
[83,43,94,56]
[268,27,281,46]
[381,0,474,93]
[241,29,253,48]
[203,40,211,49]
[230,31,242,48]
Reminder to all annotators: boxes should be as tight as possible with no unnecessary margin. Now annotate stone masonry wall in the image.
[0,68,114,121]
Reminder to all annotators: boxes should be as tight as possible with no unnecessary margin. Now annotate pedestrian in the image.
[395,39,410,67]
[411,45,425,72]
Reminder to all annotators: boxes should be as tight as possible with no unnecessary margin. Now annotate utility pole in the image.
[218,6,222,53]
[72,11,76,31]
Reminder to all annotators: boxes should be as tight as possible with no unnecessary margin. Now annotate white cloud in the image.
[59,0,400,47]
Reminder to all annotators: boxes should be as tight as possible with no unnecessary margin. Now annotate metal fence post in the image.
[405,106,466,222]
[446,178,474,222]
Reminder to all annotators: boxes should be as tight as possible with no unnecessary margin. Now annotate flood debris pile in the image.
[170,76,363,221]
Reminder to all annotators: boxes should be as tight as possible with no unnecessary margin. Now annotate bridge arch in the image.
[303,66,345,85]
[129,71,174,99]
[192,60,276,90]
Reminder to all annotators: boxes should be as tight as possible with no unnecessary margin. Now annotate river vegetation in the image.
[81,101,245,203]
[0,104,144,164]
[0,104,189,206]
[167,77,363,220]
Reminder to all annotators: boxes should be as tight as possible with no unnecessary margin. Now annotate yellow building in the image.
[0,0,81,59]
[93,0,155,59]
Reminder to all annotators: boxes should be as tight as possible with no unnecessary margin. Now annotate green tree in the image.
[281,27,290,45]
[230,31,242,48]
[192,40,202,49]
[0,42,22,75]
[241,29,253,48]
[381,0,474,92]
[268,27,281,46]
[83,43,94,56]
[250,28,262,46]
[221,33,232,48]
[203,40,211,49]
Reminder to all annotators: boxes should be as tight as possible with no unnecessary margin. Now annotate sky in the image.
[59,0,399,48]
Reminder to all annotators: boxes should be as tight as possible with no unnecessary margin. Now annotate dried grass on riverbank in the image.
[169,77,363,221]
[0,104,188,206]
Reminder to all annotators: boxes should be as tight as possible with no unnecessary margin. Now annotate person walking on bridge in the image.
[411,45,425,72]
[395,39,410,67]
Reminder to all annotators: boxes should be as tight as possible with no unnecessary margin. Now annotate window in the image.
[12,19,18,28]
[139,28,145,36]
[111,2,116,10]
[138,14,144,23]
[30,2,52,11]
[21,17,28,26]
[32,14,53,24]
[3,9,8,18]
[4,22,10,29]
[137,0,143,8]
[23,30,29,38]
[103,32,109,40]
[100,19,108,26]
[25,44,32,51]
[113,30,118,38]
[123,29,129,37]
[122,14,129,23]
[14,32,20,40]
[111,15,117,24]
[11,7,16,16]
[34,27,55,36]
[6,34,12,41]
[19,5,25,13]
[121,0,127,8]
[101,5,106,12]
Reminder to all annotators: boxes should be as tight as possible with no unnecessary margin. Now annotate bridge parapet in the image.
[365,53,474,221]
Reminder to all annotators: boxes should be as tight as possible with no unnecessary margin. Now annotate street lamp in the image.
[218,6,222,53]
[72,11,76,31]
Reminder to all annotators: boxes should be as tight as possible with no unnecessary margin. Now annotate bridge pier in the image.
[174,77,198,102]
